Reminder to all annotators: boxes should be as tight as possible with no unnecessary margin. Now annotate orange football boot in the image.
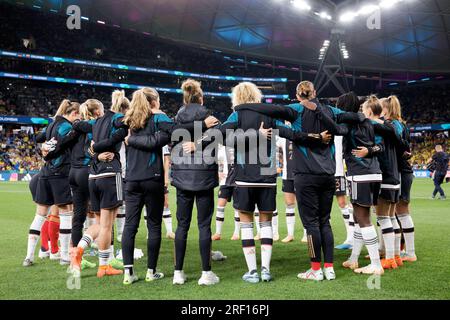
[381,258,398,269]
[97,265,124,278]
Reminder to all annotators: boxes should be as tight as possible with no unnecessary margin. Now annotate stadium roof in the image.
[10,0,450,73]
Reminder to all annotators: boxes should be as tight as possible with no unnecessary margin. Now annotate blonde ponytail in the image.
[111,90,130,113]
[181,79,203,105]
[54,99,80,117]
[124,87,159,130]
[80,99,103,120]
[384,95,404,122]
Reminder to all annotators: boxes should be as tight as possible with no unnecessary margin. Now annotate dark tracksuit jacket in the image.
[170,103,218,191]
[397,121,413,174]
[214,103,326,187]
[372,120,403,188]
[90,110,127,178]
[41,116,74,178]
[258,100,359,265]
[343,118,384,182]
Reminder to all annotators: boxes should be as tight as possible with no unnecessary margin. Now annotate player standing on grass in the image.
[341,94,384,275]
[23,100,80,266]
[429,145,449,200]
[120,87,171,285]
[32,131,61,261]
[381,96,417,262]
[83,91,128,278]
[382,96,417,266]
[280,82,360,281]
[358,96,404,270]
[171,79,221,286]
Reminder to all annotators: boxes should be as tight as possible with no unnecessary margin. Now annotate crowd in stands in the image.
[379,83,450,125]
[0,2,296,80]
[410,131,449,170]
[0,129,42,172]
[0,80,233,122]
[0,58,257,94]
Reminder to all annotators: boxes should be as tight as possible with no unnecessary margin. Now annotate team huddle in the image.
[22,79,417,286]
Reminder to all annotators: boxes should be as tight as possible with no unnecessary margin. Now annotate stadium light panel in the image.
[339,12,357,23]
[291,0,311,11]
[319,11,332,20]
[358,4,379,15]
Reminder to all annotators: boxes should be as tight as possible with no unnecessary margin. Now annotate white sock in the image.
[254,211,261,235]
[340,206,352,243]
[303,228,307,238]
[286,205,296,237]
[349,224,363,262]
[241,222,257,272]
[376,221,385,253]
[59,212,73,261]
[78,234,93,250]
[260,221,273,271]
[26,214,46,260]
[163,207,173,234]
[215,206,225,235]
[272,210,279,236]
[397,213,415,256]
[99,249,110,267]
[116,205,126,237]
[109,245,115,263]
[347,212,355,244]
[233,210,240,235]
[391,217,401,256]
[340,205,350,233]
[361,225,381,268]
[377,216,395,259]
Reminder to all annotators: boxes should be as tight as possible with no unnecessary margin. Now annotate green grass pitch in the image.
[0,179,449,300]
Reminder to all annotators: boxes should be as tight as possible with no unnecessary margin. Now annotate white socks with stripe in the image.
[215,206,225,235]
[361,226,382,268]
[340,206,351,235]
[286,205,296,237]
[78,234,93,250]
[233,210,240,236]
[59,212,73,262]
[341,206,354,244]
[347,210,355,244]
[163,207,173,234]
[349,223,363,263]
[241,222,257,272]
[397,213,415,256]
[116,205,126,238]
[391,217,401,256]
[26,214,46,260]
[254,211,261,236]
[272,210,279,237]
[260,221,273,271]
[377,216,395,259]
[99,248,111,267]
